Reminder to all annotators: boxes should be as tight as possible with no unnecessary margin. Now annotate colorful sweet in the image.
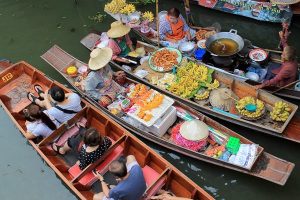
[236,96,265,119]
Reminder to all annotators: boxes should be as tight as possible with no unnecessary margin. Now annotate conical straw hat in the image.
[179,120,209,141]
[209,88,237,111]
[107,21,131,38]
[88,47,113,70]
[270,0,300,4]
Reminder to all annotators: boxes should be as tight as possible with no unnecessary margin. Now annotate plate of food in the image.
[249,48,268,62]
[149,47,182,72]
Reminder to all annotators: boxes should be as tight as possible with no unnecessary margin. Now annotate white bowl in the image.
[245,72,259,82]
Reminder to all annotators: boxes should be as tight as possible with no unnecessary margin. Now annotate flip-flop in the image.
[27,92,38,104]
[51,143,65,155]
[33,84,45,99]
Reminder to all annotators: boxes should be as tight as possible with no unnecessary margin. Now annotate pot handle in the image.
[229,29,237,34]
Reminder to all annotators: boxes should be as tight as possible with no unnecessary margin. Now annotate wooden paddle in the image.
[271,80,300,94]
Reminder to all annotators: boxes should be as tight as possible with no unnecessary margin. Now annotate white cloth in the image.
[228,144,258,168]
[26,110,60,138]
[48,93,82,124]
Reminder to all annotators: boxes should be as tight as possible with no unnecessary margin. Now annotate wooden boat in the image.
[41,45,295,185]
[184,0,298,23]
[80,35,300,144]
[101,13,300,100]
[0,61,214,200]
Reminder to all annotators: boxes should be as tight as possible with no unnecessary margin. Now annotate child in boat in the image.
[27,85,82,124]
[84,47,126,107]
[255,45,297,89]
[159,8,195,48]
[52,127,112,170]
[23,104,60,140]
[93,155,146,200]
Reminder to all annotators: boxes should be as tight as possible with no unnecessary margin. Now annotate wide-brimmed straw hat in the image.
[107,21,131,38]
[88,47,113,70]
[179,120,209,141]
[270,0,300,4]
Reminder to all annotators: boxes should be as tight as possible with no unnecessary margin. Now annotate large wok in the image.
[205,29,244,57]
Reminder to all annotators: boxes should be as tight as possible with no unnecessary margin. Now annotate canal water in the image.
[0,0,299,199]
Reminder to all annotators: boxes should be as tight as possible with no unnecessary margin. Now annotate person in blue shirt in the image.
[93,155,146,200]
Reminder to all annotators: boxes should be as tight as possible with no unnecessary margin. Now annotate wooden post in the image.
[156,0,160,47]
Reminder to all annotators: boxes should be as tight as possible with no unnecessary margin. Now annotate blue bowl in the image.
[194,49,206,60]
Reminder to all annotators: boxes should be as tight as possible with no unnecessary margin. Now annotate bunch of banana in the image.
[206,79,219,90]
[195,90,210,100]
[120,4,136,15]
[168,62,210,98]
[104,0,126,14]
[270,101,291,122]
[236,96,265,119]
[142,11,154,22]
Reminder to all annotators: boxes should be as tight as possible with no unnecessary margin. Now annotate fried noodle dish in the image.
[151,49,178,71]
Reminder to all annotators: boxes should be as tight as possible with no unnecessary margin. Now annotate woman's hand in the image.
[254,84,263,90]
[186,31,191,41]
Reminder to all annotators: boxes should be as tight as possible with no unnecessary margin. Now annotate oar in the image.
[271,80,300,94]
[120,57,137,64]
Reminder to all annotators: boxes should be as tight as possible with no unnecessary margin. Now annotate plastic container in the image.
[226,136,240,155]
[148,106,177,137]
[194,49,206,60]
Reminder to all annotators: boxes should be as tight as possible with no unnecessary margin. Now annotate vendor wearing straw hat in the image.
[107,21,138,65]
[84,47,125,107]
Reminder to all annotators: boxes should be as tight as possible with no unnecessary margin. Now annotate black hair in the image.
[23,104,57,131]
[83,128,103,147]
[109,159,128,178]
[49,86,65,102]
[168,8,180,18]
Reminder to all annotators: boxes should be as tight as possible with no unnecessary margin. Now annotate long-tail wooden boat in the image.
[0,61,214,200]
[80,35,300,144]
[41,45,295,185]
[103,11,300,100]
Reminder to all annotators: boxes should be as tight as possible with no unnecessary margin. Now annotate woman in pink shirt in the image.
[255,45,298,89]
[107,21,136,65]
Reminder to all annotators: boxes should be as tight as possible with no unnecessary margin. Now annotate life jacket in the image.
[165,15,186,41]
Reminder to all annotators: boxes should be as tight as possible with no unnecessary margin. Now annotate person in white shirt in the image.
[27,85,82,124]
[23,104,60,139]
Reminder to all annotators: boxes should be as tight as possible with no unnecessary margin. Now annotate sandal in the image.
[51,143,65,155]
[34,84,45,99]
[27,92,38,104]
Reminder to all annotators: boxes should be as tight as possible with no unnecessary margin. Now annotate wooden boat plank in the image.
[80,33,101,51]
[40,45,295,185]
[0,61,214,200]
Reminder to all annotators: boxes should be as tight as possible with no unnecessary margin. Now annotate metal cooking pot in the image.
[205,29,244,57]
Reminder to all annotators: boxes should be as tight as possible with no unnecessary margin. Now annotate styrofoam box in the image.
[147,106,177,137]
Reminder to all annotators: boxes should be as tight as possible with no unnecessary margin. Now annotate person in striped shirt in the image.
[159,8,195,48]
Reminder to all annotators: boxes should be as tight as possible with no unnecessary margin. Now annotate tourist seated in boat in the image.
[93,155,146,200]
[106,21,139,66]
[84,47,125,107]
[159,8,195,48]
[27,85,82,124]
[23,104,60,140]
[52,127,112,170]
[255,45,297,89]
